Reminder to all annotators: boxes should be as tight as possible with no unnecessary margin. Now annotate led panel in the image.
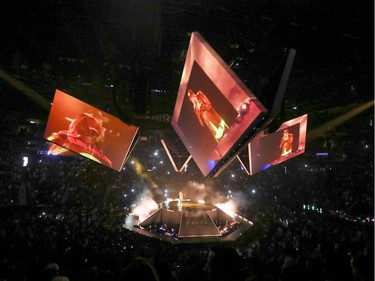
[44,89,139,171]
[247,114,308,175]
[171,32,268,176]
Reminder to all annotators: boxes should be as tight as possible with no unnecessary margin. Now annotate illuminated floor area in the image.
[124,199,253,243]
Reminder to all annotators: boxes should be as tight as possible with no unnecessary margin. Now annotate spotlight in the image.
[239,100,251,115]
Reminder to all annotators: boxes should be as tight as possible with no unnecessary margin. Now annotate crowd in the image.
[0,110,373,281]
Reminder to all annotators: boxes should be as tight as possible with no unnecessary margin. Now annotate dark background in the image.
[0,0,373,126]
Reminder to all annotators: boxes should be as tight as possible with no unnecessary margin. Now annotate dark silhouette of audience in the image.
[0,110,373,281]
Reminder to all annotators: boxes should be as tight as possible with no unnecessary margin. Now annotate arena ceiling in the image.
[0,0,373,131]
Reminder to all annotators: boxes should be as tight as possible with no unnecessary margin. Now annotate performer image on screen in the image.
[280,128,293,157]
[187,89,229,141]
[47,110,112,167]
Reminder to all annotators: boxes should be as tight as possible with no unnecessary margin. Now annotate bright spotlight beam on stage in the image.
[308,100,374,141]
[0,68,51,110]
[129,158,158,189]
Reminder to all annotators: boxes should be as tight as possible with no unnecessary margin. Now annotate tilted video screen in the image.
[44,89,139,171]
[171,32,268,176]
[247,114,308,175]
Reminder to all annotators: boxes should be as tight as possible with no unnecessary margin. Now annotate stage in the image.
[123,198,253,243]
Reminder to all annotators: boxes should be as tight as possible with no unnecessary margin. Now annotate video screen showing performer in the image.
[172,32,268,177]
[248,114,308,175]
[44,90,139,171]
[187,89,229,142]
[46,109,112,167]
[280,128,294,157]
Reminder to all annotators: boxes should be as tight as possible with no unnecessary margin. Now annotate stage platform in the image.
[123,199,253,243]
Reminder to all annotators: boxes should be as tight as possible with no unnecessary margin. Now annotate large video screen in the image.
[171,32,268,176]
[44,89,139,171]
[247,114,308,175]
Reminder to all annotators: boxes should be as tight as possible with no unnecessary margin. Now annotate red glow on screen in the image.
[172,32,268,176]
[44,90,139,171]
[247,114,308,175]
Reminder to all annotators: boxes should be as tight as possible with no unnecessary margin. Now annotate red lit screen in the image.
[44,89,139,171]
[248,114,308,175]
[47,144,76,157]
[172,32,268,176]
